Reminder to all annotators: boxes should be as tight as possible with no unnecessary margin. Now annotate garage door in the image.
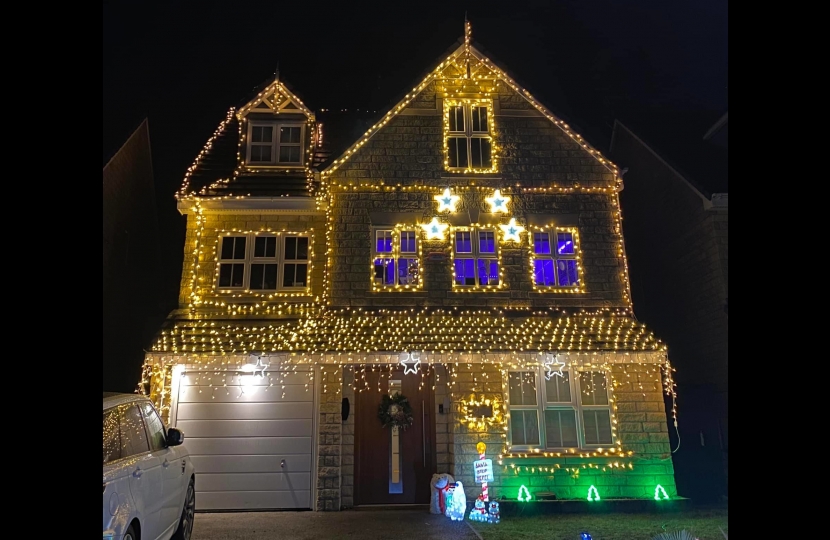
[173,370,314,511]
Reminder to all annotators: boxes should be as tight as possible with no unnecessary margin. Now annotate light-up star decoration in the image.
[241,357,269,379]
[499,218,525,243]
[421,217,449,240]
[400,352,422,375]
[543,353,566,380]
[435,188,461,213]
[486,190,511,214]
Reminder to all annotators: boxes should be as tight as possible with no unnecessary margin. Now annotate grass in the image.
[470,508,728,540]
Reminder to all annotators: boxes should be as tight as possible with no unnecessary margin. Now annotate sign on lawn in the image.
[474,459,495,484]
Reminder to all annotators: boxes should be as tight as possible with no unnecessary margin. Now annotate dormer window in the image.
[444,100,496,173]
[247,122,304,166]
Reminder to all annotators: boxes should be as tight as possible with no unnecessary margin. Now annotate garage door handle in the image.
[281,460,286,469]
[133,468,143,479]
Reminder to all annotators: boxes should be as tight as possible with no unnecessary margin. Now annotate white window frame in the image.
[452,227,500,289]
[216,233,310,293]
[531,228,583,290]
[246,122,305,167]
[372,228,422,290]
[445,101,495,172]
[507,368,615,452]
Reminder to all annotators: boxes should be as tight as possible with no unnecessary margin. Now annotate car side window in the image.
[103,408,121,464]
[119,404,150,459]
[140,401,167,452]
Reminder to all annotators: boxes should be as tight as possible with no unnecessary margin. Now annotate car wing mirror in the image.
[167,427,185,447]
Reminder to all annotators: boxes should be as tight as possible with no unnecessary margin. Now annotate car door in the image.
[140,401,184,536]
[104,407,131,536]
[119,403,164,540]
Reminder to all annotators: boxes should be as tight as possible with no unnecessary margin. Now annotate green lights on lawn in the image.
[654,485,670,501]
[518,485,532,502]
[587,485,601,502]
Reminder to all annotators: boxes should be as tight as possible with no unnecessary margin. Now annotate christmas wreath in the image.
[378,393,415,431]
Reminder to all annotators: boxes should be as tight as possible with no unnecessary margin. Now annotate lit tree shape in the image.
[518,485,532,502]
[654,485,670,501]
[587,485,601,502]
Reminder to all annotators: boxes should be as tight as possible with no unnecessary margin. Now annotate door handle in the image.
[163,459,171,468]
[133,468,143,479]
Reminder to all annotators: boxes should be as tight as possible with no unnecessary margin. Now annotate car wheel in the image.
[172,480,196,540]
[124,524,137,540]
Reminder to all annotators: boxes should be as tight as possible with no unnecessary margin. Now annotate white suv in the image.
[103,393,196,540]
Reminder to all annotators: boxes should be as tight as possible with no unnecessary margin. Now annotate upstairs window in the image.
[445,100,495,172]
[247,122,304,166]
[453,228,500,289]
[532,228,583,290]
[217,233,310,293]
[373,229,421,290]
[508,368,614,451]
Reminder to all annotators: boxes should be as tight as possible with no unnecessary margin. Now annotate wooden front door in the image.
[355,367,436,505]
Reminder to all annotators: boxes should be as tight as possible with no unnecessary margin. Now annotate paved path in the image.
[192,510,480,540]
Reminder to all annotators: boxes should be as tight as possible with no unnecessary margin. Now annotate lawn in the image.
[470,508,728,540]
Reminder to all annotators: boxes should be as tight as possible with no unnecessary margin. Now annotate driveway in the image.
[192,509,480,540]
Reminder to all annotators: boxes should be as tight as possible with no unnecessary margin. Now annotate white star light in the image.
[435,188,461,213]
[422,217,449,240]
[544,354,566,381]
[499,218,525,243]
[486,190,511,214]
[241,357,269,378]
[400,352,422,375]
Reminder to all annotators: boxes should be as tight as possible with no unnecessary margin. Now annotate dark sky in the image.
[103,0,728,390]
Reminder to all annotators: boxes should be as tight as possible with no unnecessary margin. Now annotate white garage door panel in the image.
[185,437,312,456]
[198,472,311,492]
[178,385,311,403]
[178,419,312,438]
[185,373,313,386]
[192,455,312,474]
[198,491,311,511]
[178,402,313,421]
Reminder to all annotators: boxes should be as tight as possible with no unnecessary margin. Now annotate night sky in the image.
[103,0,728,390]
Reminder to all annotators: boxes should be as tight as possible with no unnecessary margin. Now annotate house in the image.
[610,112,728,502]
[104,119,162,393]
[143,25,679,512]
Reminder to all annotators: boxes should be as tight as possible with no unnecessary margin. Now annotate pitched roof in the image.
[322,39,620,179]
[151,311,666,356]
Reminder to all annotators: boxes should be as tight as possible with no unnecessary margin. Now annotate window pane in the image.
[456,232,473,253]
[222,237,246,260]
[250,145,272,163]
[234,237,247,259]
[583,410,614,445]
[140,402,167,452]
[557,232,575,255]
[285,237,297,259]
[401,231,417,253]
[545,372,572,403]
[545,410,579,448]
[479,232,496,254]
[534,233,552,255]
[558,260,580,287]
[509,372,538,406]
[455,259,476,286]
[449,106,465,132]
[478,259,499,286]
[471,138,492,169]
[252,126,274,143]
[512,410,540,446]
[294,264,308,287]
[580,372,609,406]
[398,258,419,285]
[103,409,121,464]
[296,237,309,260]
[255,237,277,258]
[534,259,556,287]
[119,405,149,459]
[250,264,264,289]
[377,231,393,253]
[219,264,245,288]
[374,259,396,286]
[281,126,301,144]
[448,138,469,168]
[472,107,488,133]
[279,146,301,163]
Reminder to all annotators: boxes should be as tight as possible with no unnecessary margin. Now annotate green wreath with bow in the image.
[378,393,415,431]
